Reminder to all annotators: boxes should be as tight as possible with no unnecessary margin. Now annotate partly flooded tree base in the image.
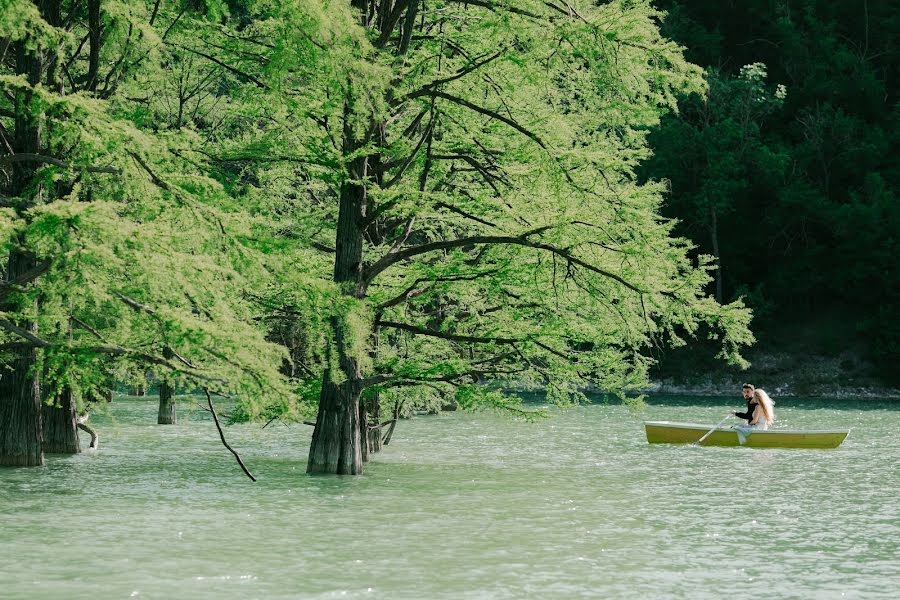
[158,383,176,424]
[43,389,81,455]
[307,379,363,475]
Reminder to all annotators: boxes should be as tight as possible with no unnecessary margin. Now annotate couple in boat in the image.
[732,383,775,430]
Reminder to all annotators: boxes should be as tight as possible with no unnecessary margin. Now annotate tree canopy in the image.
[1,0,755,473]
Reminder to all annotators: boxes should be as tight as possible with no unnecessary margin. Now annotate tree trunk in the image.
[307,102,368,474]
[0,323,43,466]
[157,380,176,424]
[359,398,368,464]
[157,348,176,424]
[366,393,383,455]
[42,387,81,454]
[86,0,101,92]
[0,39,44,467]
[710,204,723,304]
[365,325,383,455]
[308,363,364,475]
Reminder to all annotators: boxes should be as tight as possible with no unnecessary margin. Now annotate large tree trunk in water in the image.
[42,387,80,454]
[307,104,367,474]
[0,251,42,465]
[308,359,363,475]
[0,322,42,466]
[0,38,44,467]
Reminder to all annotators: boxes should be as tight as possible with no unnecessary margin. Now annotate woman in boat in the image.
[747,389,776,430]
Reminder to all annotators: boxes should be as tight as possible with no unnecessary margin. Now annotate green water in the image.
[1,396,898,599]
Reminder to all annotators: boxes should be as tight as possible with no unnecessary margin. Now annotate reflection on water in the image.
[1,396,898,599]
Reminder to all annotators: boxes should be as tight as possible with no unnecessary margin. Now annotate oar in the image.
[691,414,733,446]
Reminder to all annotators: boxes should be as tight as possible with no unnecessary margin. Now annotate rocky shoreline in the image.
[644,351,900,399]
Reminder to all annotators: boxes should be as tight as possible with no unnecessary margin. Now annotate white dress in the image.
[735,409,771,444]
[749,415,769,430]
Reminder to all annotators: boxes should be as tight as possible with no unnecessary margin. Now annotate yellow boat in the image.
[644,421,850,449]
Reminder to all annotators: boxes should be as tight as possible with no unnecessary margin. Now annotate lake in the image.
[1,395,897,599]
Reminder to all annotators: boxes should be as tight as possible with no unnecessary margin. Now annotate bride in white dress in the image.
[748,389,775,430]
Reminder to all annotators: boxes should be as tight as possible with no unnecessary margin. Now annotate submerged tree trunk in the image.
[308,359,364,475]
[0,323,43,466]
[42,387,81,454]
[157,380,176,424]
[157,348,176,424]
[366,326,383,455]
[367,397,383,455]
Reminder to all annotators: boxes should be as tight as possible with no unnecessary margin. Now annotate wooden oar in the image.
[691,414,733,446]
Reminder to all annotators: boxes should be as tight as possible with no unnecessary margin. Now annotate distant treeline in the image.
[641,1,899,380]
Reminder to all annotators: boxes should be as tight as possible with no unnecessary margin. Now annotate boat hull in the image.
[644,421,849,449]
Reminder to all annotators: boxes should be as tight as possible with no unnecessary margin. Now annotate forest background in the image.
[644,0,899,397]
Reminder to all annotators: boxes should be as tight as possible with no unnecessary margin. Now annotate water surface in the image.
[1,396,897,599]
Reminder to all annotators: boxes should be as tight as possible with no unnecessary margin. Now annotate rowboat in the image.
[644,421,850,449]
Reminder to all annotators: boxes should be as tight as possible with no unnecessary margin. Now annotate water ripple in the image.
[1,397,897,599]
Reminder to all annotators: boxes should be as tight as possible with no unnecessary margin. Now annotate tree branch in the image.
[407,91,547,149]
[397,49,506,104]
[450,0,543,20]
[0,260,51,301]
[375,0,412,48]
[0,153,120,174]
[0,319,48,347]
[435,201,498,228]
[383,118,433,189]
[377,319,520,345]
[365,233,646,294]
[205,388,256,481]
[174,44,268,89]
[365,217,416,282]
[375,267,502,310]
[127,151,171,190]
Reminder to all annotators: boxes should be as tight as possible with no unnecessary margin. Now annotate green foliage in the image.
[1,0,758,439]
[647,1,900,375]
[215,0,755,415]
[1,0,295,422]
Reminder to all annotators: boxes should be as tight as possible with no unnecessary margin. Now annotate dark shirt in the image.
[735,400,756,423]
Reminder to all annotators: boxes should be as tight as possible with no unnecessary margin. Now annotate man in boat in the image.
[732,383,756,424]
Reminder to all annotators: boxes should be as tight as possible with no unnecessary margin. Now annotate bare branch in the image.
[205,389,257,481]
[376,267,502,310]
[366,217,416,281]
[383,118,433,189]
[435,201,498,228]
